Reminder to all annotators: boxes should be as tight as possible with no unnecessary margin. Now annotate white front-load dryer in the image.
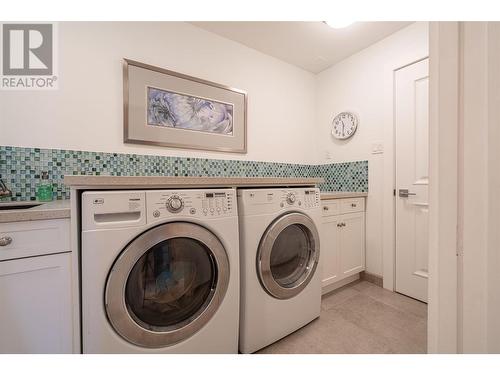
[81,188,239,353]
[237,187,322,353]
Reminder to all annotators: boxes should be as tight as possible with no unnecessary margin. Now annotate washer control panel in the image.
[166,195,184,213]
[302,189,320,209]
[285,192,296,205]
[146,189,236,222]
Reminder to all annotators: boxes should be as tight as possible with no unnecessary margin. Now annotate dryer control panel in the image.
[237,187,320,216]
[277,188,320,209]
[146,188,236,222]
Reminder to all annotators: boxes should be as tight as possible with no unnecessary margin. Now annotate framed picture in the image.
[123,59,247,153]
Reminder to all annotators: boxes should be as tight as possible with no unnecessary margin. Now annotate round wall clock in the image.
[331,112,358,140]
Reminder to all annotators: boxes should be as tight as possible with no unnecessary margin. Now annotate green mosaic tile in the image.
[0,146,368,201]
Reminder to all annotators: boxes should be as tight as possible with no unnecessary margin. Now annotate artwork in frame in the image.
[146,87,234,135]
[123,59,247,153]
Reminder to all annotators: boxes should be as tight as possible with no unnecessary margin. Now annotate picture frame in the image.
[123,58,247,153]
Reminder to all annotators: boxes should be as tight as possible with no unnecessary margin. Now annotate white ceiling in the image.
[191,22,412,73]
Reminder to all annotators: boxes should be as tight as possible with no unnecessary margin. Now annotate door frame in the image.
[385,23,462,353]
[426,22,461,353]
[425,21,500,355]
[424,21,500,354]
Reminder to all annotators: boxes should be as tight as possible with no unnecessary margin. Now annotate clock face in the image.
[332,112,358,140]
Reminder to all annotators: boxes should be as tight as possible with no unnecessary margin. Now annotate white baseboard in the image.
[321,273,360,296]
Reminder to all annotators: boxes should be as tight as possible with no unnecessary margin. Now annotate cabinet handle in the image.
[0,236,13,246]
[351,203,357,207]
[323,206,329,211]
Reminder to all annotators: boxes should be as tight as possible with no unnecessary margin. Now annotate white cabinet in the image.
[320,198,365,294]
[321,215,341,286]
[0,219,74,353]
[339,212,365,278]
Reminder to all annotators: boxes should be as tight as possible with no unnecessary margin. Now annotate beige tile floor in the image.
[257,280,427,354]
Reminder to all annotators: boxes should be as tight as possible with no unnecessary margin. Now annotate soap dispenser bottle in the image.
[37,171,53,202]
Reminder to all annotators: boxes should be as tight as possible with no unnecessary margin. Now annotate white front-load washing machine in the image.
[237,187,322,353]
[81,188,239,353]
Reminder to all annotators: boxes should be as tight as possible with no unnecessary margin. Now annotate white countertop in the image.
[1,183,367,223]
[0,200,71,223]
[63,175,324,189]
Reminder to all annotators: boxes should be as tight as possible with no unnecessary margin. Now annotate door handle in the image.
[398,189,416,198]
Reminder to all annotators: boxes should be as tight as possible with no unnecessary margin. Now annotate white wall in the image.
[315,22,429,278]
[486,22,500,354]
[460,21,500,354]
[0,21,431,282]
[486,22,500,353]
[0,22,317,164]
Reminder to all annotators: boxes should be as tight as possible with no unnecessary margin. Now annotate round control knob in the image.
[286,193,296,205]
[166,195,184,213]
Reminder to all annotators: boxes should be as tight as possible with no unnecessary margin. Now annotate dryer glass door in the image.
[105,222,229,348]
[257,212,320,299]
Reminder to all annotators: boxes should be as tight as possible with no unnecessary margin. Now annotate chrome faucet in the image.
[0,178,12,198]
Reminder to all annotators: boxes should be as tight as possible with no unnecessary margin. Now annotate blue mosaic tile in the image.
[0,146,368,201]
[314,161,368,193]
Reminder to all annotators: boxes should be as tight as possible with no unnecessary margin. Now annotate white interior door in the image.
[395,58,429,303]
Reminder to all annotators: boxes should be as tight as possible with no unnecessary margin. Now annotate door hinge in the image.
[393,189,396,196]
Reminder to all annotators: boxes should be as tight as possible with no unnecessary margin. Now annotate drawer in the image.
[0,219,70,261]
[321,201,341,217]
[340,198,365,214]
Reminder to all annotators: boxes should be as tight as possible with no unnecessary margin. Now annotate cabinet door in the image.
[0,253,73,353]
[320,216,341,287]
[339,212,365,278]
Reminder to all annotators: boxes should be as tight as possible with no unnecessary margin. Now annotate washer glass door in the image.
[105,222,229,348]
[257,212,320,299]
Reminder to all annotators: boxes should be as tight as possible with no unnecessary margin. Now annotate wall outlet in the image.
[371,142,384,154]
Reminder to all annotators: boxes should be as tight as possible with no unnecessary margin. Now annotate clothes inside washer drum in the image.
[125,237,216,329]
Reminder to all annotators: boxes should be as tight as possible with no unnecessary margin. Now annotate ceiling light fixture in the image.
[323,20,354,29]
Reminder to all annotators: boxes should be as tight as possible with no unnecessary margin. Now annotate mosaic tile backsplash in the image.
[0,146,368,201]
